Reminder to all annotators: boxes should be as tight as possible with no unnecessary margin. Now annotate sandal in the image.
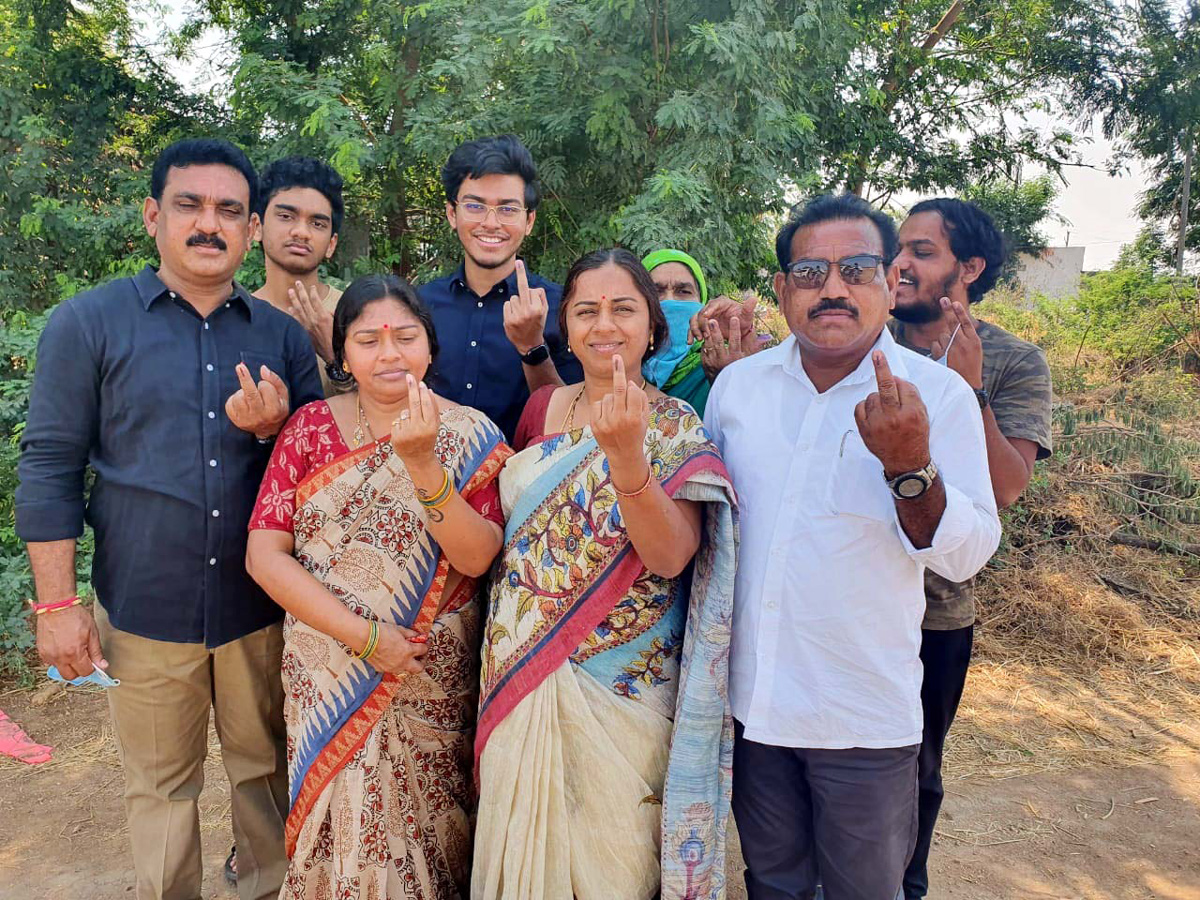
[224,845,237,886]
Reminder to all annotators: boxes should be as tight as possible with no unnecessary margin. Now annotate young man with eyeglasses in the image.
[704,194,1000,899]
[418,134,581,440]
[889,198,1052,900]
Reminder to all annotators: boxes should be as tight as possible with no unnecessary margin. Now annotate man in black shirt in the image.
[16,138,322,900]
[418,135,581,440]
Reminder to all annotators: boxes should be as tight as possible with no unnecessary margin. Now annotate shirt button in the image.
[209,459,217,467]
[212,509,220,518]
[225,301,231,308]
[206,364,214,372]
[477,301,484,308]
[209,557,217,566]
[470,341,478,347]
[203,322,209,330]
[767,599,779,610]
[169,292,177,299]
[466,383,473,390]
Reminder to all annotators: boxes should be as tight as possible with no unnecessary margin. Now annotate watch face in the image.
[895,475,927,498]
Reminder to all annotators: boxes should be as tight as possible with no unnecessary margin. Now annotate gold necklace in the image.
[353,394,376,448]
[562,377,649,432]
[562,386,587,432]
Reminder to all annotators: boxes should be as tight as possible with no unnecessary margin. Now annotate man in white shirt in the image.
[704,194,1001,900]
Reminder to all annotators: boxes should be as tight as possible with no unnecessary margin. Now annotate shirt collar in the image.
[134,264,255,320]
[780,326,910,391]
[451,262,517,300]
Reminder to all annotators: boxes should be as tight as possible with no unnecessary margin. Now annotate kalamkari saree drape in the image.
[472,396,738,900]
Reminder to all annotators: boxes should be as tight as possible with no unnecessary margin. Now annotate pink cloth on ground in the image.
[0,708,53,764]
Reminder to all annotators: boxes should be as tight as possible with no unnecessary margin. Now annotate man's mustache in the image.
[809,298,859,318]
[187,233,228,251]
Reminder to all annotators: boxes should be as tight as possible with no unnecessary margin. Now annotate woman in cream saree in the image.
[472,250,737,900]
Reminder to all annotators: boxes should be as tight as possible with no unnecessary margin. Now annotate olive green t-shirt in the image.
[890,317,1053,630]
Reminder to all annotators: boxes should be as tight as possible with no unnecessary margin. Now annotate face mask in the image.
[643,300,702,387]
[48,665,121,688]
[934,323,961,366]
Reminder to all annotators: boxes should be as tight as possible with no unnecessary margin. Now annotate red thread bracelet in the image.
[30,595,82,615]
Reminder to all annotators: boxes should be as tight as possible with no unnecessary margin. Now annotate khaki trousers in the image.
[96,605,289,900]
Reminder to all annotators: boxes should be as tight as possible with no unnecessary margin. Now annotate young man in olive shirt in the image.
[890,198,1053,900]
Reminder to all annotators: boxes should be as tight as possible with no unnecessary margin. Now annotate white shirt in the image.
[705,329,1000,749]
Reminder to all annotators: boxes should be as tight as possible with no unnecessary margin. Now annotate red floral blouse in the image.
[249,400,503,533]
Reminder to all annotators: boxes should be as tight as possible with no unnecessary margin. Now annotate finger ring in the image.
[400,410,410,420]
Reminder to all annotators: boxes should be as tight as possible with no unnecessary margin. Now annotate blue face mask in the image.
[47,665,120,688]
[643,300,702,387]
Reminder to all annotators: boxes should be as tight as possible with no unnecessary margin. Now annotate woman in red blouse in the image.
[246,274,511,899]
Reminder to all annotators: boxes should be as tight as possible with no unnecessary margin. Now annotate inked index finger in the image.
[612,353,627,395]
[872,351,900,406]
[236,362,261,401]
[515,258,531,302]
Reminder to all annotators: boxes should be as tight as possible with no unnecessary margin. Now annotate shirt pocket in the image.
[824,430,893,523]
[238,350,287,380]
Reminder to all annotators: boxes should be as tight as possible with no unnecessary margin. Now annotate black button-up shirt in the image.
[16,266,323,647]
[418,264,582,440]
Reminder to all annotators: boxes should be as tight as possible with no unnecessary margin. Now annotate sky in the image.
[144,10,1153,273]
[1032,123,1149,271]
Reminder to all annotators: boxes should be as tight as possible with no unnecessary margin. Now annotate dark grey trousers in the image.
[732,720,919,900]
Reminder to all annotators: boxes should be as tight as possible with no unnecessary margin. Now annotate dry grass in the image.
[947,382,1200,781]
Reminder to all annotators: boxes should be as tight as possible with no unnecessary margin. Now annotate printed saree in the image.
[472,397,738,900]
[275,405,510,900]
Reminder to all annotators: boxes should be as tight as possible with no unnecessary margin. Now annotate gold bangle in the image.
[357,620,379,660]
[418,469,453,510]
[613,466,656,499]
[419,469,455,511]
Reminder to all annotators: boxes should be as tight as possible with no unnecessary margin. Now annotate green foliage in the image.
[1072,265,1199,367]
[1078,0,1200,262]
[963,175,1060,261]
[1056,379,1200,544]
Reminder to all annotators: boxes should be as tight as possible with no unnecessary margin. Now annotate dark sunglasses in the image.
[785,254,885,290]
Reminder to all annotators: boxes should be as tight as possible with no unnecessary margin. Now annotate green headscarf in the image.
[641,249,708,397]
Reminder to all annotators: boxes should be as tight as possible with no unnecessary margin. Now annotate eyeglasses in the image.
[785,254,885,290]
[455,201,528,225]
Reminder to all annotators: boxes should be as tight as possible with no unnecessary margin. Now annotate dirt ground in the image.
[1,684,1197,900]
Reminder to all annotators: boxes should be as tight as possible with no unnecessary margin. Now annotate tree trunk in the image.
[1176,129,1193,276]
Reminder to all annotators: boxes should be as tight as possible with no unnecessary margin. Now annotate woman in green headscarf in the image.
[640,249,713,415]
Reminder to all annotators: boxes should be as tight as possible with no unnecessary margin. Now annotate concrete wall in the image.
[1014,246,1086,300]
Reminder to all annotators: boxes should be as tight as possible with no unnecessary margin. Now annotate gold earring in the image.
[649,337,655,351]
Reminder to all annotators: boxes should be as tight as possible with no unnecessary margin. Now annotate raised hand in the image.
[591,354,651,477]
[226,363,290,439]
[390,375,441,468]
[504,259,549,355]
[930,297,984,389]
[370,621,430,675]
[701,314,751,377]
[687,291,758,346]
[853,351,932,478]
[289,280,335,363]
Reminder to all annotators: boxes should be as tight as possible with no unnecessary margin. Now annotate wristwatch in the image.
[886,460,939,500]
[325,359,354,385]
[973,387,990,410]
[519,343,551,366]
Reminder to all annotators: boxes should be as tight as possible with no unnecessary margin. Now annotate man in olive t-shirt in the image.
[890,198,1053,900]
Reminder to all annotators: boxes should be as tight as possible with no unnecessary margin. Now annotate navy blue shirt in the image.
[418,264,582,441]
[16,265,324,647]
